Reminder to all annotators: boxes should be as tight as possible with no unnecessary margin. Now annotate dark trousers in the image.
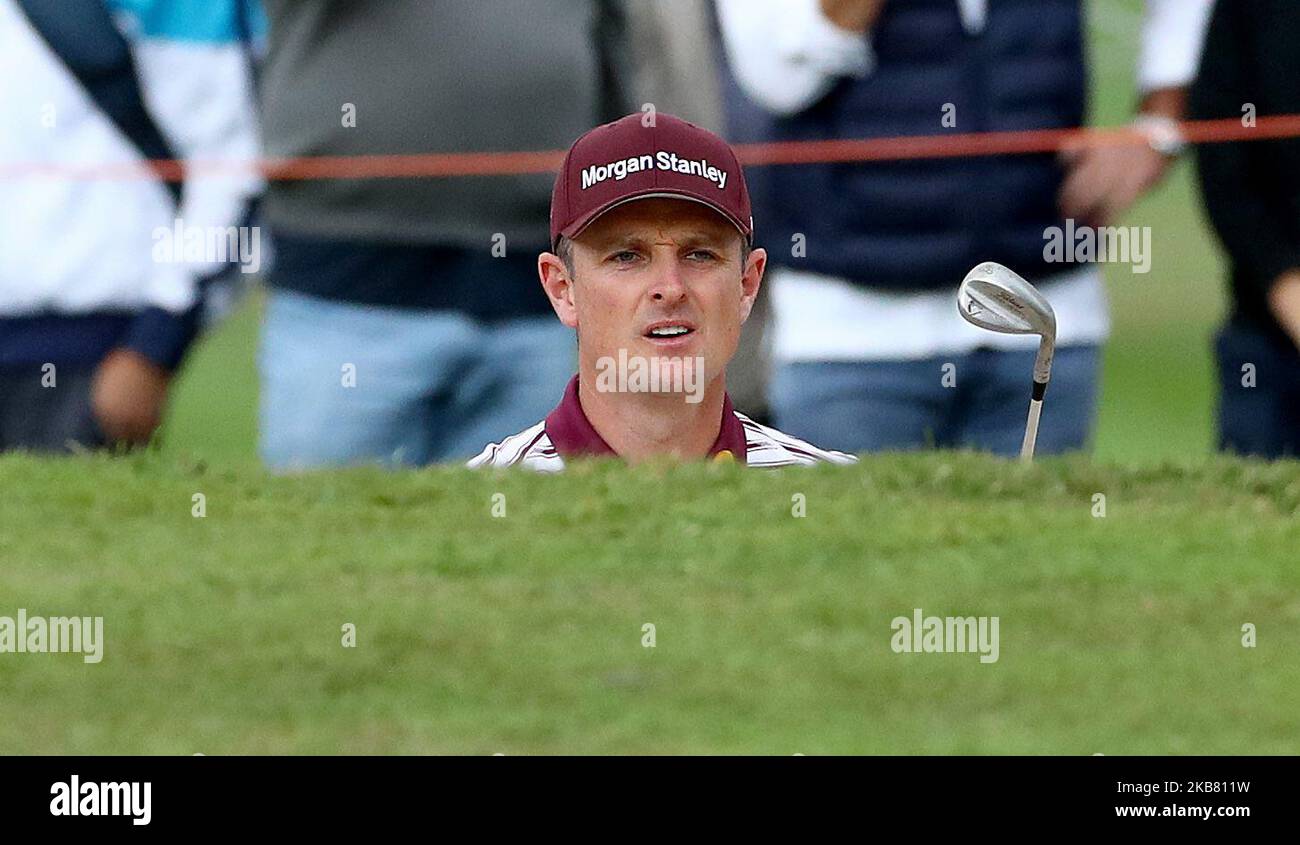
[0,365,104,453]
[1216,323,1300,458]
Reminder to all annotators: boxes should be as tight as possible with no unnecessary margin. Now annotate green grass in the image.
[162,288,262,463]
[1,453,1297,754]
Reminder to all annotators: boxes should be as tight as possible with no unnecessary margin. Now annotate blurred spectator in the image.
[257,0,637,468]
[0,0,262,452]
[1192,0,1300,458]
[716,0,1211,455]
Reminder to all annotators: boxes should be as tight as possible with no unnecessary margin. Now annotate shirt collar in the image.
[544,374,748,463]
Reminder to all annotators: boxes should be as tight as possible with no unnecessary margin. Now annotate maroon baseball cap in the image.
[550,112,753,250]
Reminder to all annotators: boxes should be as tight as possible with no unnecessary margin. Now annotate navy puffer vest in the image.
[736,0,1086,291]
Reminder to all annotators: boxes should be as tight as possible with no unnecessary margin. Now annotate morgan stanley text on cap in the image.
[549,112,754,251]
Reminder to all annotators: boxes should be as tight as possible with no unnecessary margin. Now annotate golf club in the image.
[957,262,1058,461]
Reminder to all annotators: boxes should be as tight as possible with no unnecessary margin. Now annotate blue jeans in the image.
[1215,322,1300,459]
[771,345,1100,455]
[259,290,574,468]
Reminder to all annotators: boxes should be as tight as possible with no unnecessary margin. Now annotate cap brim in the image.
[556,189,752,250]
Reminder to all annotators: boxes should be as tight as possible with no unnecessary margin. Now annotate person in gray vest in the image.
[257,1,631,468]
[715,0,1211,455]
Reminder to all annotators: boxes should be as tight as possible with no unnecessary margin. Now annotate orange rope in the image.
[2,114,1297,183]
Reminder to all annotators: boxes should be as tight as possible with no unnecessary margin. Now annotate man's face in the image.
[539,198,765,394]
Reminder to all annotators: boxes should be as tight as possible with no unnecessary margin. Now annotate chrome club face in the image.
[958,262,1057,384]
[957,262,1059,461]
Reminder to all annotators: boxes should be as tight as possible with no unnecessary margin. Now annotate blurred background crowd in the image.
[2,0,1297,465]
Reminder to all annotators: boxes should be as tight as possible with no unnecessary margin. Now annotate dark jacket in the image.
[1190,0,1300,339]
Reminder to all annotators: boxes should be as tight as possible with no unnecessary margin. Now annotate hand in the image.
[1057,134,1170,227]
[1268,270,1300,350]
[820,0,886,33]
[91,348,171,445]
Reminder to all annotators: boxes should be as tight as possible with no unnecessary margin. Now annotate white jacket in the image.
[0,0,262,319]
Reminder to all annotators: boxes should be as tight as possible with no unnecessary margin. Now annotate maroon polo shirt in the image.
[544,375,749,463]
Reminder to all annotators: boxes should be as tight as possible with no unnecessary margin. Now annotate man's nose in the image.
[648,254,688,303]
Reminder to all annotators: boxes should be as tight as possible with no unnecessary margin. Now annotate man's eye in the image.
[610,251,640,263]
[687,250,718,261]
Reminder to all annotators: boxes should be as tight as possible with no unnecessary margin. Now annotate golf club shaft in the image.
[1020,379,1049,461]
[1020,398,1042,461]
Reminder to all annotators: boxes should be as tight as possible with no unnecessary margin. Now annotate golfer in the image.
[470,113,856,470]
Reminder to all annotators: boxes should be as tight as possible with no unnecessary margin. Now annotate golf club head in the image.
[958,262,1058,383]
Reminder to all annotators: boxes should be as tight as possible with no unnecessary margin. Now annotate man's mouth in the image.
[643,320,697,340]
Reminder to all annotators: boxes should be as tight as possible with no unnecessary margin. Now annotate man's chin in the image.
[591,346,711,404]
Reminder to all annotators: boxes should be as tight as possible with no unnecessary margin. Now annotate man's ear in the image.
[539,252,579,329]
[738,246,766,324]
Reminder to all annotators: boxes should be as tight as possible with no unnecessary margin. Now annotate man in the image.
[715,0,1212,455]
[0,0,261,452]
[1192,0,1300,457]
[469,113,855,470]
